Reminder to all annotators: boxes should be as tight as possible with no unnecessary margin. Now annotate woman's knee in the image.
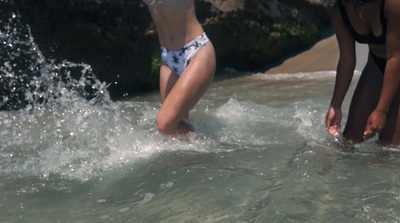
[156,115,175,134]
[156,114,193,135]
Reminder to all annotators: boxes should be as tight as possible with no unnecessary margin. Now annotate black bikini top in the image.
[337,0,387,44]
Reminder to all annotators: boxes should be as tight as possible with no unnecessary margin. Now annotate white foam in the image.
[250,70,361,80]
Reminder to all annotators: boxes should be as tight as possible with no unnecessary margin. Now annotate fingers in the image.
[362,111,386,140]
[325,117,332,131]
[325,107,342,138]
[363,126,379,140]
[327,125,340,137]
[326,114,341,137]
[363,130,376,140]
[326,115,341,137]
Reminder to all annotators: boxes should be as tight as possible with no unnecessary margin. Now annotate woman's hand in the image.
[326,106,342,137]
[363,110,387,140]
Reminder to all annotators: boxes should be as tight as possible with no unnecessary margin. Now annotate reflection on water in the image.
[2,7,400,223]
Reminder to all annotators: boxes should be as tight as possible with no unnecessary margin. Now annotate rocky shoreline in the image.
[3,0,332,104]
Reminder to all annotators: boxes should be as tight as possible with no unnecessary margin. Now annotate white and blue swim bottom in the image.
[160,32,210,76]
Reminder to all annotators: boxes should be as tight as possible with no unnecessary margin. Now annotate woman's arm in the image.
[330,4,357,108]
[326,4,356,136]
[364,0,400,139]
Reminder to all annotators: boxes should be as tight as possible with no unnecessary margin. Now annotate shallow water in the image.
[2,7,400,223]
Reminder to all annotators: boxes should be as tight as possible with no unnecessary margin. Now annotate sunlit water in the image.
[2,7,400,223]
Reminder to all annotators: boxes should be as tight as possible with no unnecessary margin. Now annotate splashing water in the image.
[0,9,228,183]
[3,4,400,223]
[0,9,153,181]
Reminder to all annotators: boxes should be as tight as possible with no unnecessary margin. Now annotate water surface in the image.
[2,7,400,223]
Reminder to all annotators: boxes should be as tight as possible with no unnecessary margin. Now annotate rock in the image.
[2,0,331,108]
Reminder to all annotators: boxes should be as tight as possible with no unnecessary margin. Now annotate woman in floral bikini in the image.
[143,0,216,135]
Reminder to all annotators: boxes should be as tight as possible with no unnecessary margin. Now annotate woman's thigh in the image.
[159,61,179,103]
[343,55,383,140]
[157,42,216,125]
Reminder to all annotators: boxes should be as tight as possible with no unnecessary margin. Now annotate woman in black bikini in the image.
[143,0,216,135]
[325,0,400,144]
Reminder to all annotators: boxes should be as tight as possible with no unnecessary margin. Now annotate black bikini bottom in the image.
[370,52,386,74]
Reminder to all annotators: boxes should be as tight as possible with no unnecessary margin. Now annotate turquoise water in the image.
[2,8,400,223]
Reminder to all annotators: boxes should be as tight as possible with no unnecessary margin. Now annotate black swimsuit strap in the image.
[337,0,354,35]
[370,51,386,74]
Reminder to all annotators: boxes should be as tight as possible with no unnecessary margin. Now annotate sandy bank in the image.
[265,34,369,74]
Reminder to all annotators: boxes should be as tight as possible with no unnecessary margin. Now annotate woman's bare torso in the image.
[146,0,204,50]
